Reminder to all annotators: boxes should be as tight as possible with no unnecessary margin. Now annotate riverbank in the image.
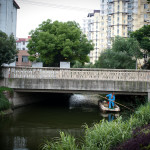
[42,102,150,150]
[0,87,13,115]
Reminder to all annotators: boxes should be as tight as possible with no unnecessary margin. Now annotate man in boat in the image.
[105,92,115,109]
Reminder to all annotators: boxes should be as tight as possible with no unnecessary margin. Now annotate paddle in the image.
[99,94,134,112]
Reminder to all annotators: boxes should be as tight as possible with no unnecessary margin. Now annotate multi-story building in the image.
[83,0,150,64]
[104,0,150,46]
[16,37,32,67]
[16,37,43,67]
[0,0,20,37]
[83,10,101,64]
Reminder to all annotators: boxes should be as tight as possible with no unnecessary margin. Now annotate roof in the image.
[87,13,94,17]
[87,10,100,17]
[16,37,31,42]
[13,0,20,9]
[94,10,100,13]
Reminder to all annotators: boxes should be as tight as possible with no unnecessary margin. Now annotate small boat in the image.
[98,100,120,112]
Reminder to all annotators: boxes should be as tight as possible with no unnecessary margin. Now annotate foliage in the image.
[0,30,17,66]
[0,87,12,111]
[0,93,10,111]
[41,132,78,150]
[72,60,84,68]
[112,36,142,59]
[130,25,150,56]
[94,36,142,69]
[94,49,136,69]
[115,124,150,150]
[0,86,13,94]
[27,19,94,67]
[42,102,150,150]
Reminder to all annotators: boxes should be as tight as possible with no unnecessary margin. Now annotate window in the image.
[22,56,28,62]
[102,0,104,3]
[128,15,132,20]
[22,48,25,50]
[16,56,18,62]
[117,29,119,34]
[23,41,25,45]
[144,4,148,9]
[128,3,132,9]
[144,14,148,19]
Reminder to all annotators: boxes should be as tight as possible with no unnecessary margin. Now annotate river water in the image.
[0,94,120,150]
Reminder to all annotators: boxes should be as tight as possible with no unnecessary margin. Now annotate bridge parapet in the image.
[2,67,150,81]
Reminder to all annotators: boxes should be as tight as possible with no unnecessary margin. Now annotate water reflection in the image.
[0,94,101,150]
[101,113,120,122]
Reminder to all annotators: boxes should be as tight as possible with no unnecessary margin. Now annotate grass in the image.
[41,102,150,150]
[41,132,78,150]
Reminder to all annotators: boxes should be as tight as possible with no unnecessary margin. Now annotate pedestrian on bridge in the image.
[105,92,115,109]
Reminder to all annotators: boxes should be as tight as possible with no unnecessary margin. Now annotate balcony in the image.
[144,19,150,23]
[108,0,114,3]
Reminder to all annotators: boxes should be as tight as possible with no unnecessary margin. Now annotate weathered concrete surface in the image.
[12,92,41,108]
[2,78,150,95]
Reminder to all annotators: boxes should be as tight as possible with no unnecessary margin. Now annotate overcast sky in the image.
[15,0,100,38]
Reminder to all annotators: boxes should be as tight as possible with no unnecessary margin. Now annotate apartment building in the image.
[0,0,20,37]
[83,10,101,64]
[16,37,32,67]
[83,0,150,64]
[16,37,43,67]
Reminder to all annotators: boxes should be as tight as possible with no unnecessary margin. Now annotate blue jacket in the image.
[106,94,115,102]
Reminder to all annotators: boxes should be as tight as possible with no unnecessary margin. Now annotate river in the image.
[0,94,120,150]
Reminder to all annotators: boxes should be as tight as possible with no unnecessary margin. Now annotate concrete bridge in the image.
[1,66,150,95]
[1,66,150,107]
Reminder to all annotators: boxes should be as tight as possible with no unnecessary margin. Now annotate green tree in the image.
[0,31,17,66]
[112,36,142,59]
[94,49,136,69]
[27,19,94,67]
[130,25,150,56]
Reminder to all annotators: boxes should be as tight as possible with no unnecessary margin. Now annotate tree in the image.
[112,36,142,59]
[0,31,17,66]
[94,49,136,69]
[27,19,94,67]
[130,25,150,56]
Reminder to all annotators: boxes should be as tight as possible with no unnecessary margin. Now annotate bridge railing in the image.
[2,67,150,81]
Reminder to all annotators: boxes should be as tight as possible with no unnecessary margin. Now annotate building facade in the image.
[16,37,32,67]
[83,0,150,64]
[83,10,102,64]
[0,0,19,37]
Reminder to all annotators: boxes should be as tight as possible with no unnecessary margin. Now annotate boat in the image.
[98,100,120,112]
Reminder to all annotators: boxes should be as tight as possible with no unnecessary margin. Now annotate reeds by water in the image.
[42,102,150,150]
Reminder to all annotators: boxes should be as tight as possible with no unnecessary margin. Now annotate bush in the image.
[115,124,150,150]
[41,132,78,150]
[42,102,150,150]
[0,86,12,111]
[0,92,10,111]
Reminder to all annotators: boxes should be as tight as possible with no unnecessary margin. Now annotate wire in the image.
[16,0,95,12]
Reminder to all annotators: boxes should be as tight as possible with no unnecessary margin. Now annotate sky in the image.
[15,0,100,38]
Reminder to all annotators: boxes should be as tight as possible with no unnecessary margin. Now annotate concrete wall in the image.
[2,78,150,95]
[11,92,40,108]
